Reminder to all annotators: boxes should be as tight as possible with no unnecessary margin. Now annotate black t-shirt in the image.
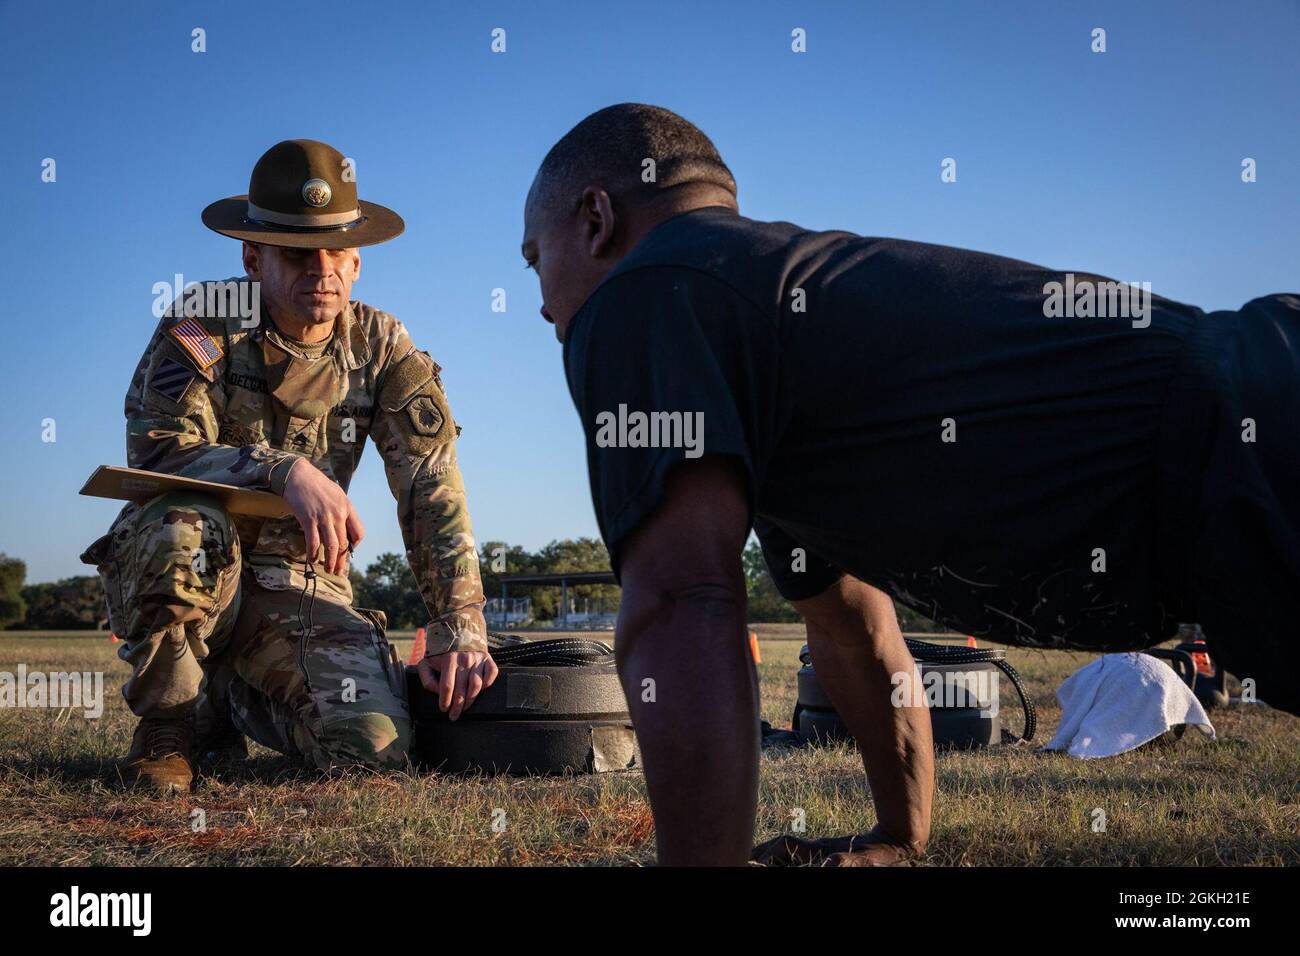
[563,207,1209,649]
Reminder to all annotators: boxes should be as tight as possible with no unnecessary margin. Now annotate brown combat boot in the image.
[120,717,195,793]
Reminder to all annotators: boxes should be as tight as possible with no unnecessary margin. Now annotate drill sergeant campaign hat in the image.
[201,139,404,249]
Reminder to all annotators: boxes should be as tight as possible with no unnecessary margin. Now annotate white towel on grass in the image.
[1043,652,1216,759]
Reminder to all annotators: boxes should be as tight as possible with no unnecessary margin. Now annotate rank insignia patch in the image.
[169,317,224,370]
[150,358,197,403]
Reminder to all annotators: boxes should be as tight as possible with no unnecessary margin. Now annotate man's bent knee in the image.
[81,493,244,718]
[310,714,412,772]
[86,492,240,638]
[130,492,239,617]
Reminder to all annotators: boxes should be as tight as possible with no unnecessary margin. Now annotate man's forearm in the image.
[616,578,758,865]
[127,413,301,494]
[409,518,487,655]
[798,582,933,850]
[422,590,488,655]
[391,444,488,655]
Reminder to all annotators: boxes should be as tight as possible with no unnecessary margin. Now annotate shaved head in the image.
[528,103,736,222]
[522,104,739,341]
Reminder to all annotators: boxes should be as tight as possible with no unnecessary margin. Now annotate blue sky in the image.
[2,0,1297,583]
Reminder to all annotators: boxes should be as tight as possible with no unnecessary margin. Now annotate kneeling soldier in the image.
[81,139,495,792]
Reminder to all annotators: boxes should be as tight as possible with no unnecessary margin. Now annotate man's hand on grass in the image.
[282,458,365,576]
[417,651,499,721]
[750,826,924,867]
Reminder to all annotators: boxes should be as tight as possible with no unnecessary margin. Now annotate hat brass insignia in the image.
[202,139,404,247]
[301,178,332,207]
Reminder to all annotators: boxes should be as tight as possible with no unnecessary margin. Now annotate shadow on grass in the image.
[0,750,316,792]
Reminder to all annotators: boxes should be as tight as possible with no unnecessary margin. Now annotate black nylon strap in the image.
[487,634,615,667]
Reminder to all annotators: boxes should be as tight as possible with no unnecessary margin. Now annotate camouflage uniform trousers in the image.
[81,492,411,771]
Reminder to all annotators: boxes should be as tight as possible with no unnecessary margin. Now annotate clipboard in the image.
[79,465,293,519]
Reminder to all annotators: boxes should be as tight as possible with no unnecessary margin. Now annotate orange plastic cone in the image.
[1189,639,1214,677]
[406,627,426,665]
[748,631,761,664]
[966,635,977,648]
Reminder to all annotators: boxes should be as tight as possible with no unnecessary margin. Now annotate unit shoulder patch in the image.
[407,395,445,437]
[149,357,198,404]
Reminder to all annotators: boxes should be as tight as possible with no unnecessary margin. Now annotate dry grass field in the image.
[0,626,1296,866]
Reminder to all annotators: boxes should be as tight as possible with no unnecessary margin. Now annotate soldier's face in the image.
[243,243,360,329]
[521,181,620,343]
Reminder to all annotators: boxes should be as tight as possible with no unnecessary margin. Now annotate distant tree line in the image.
[358,538,940,630]
[740,542,941,631]
[341,539,625,629]
[0,554,29,629]
[474,538,620,625]
[0,554,106,630]
[0,544,941,633]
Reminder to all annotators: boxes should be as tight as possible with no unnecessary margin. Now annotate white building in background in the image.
[486,596,532,628]
[490,570,619,630]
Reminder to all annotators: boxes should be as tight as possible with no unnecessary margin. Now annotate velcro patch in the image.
[379,349,434,412]
[168,317,223,370]
[150,358,197,403]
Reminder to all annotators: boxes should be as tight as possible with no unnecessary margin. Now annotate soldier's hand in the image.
[417,651,499,721]
[282,458,365,576]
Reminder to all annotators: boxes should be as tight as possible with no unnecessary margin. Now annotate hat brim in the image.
[201,195,404,249]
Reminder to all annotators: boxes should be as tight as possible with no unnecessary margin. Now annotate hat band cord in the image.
[244,201,366,229]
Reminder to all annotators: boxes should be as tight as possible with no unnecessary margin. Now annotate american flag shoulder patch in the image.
[168,317,224,370]
[150,357,197,403]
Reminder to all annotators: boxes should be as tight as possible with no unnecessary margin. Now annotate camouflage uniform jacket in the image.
[123,277,487,655]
